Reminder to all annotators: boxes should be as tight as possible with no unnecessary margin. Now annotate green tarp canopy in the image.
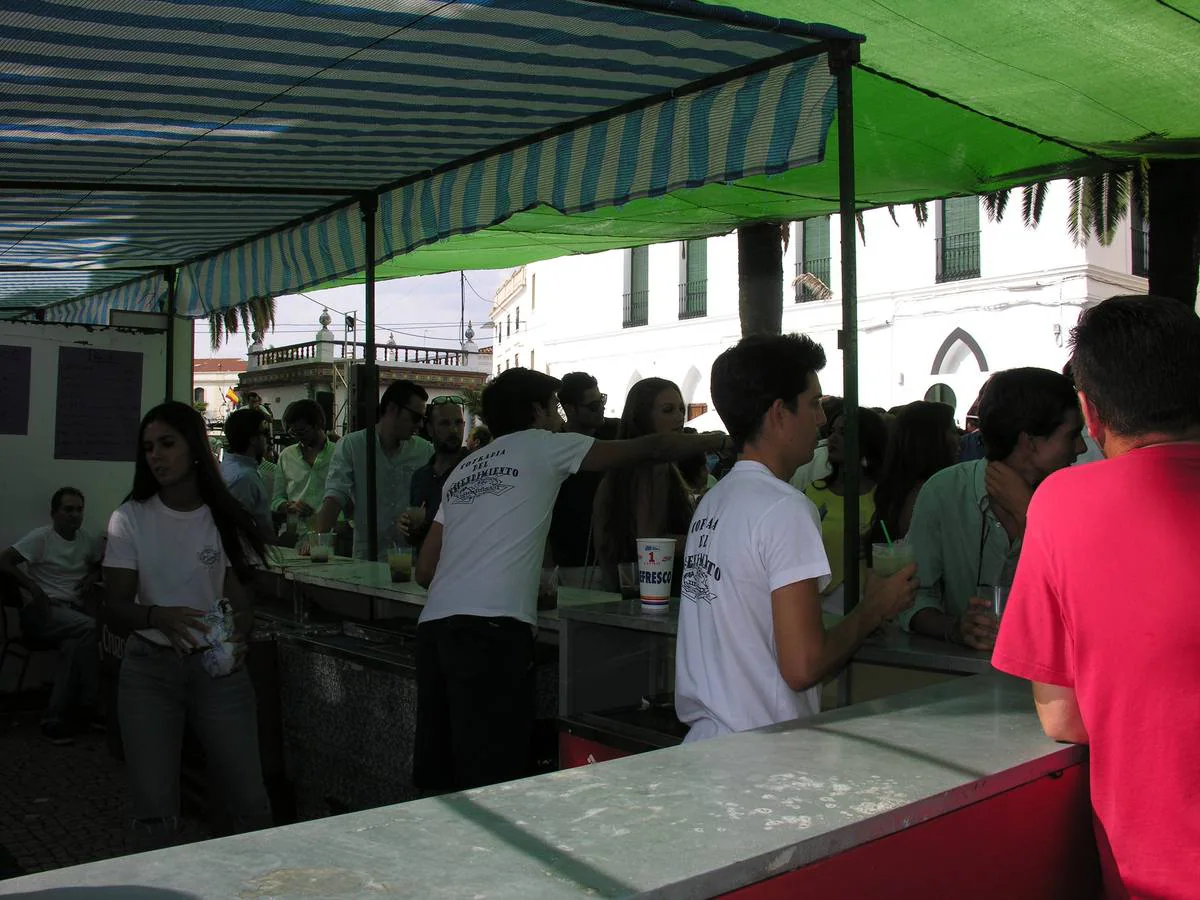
[319,0,1200,289]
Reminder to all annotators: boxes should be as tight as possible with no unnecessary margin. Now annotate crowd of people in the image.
[1,293,1194,895]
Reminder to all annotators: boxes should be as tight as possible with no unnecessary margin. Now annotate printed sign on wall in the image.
[0,345,32,435]
[55,347,144,461]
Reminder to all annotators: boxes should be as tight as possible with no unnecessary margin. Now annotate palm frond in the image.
[1099,171,1130,245]
[208,312,223,351]
[912,202,929,226]
[791,271,833,301]
[887,205,899,227]
[1066,178,1092,246]
[855,211,866,244]
[779,222,790,255]
[982,190,1011,223]
[1021,182,1048,228]
[1131,159,1150,219]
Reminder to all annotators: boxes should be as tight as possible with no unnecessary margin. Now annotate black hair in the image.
[377,379,428,422]
[820,396,844,440]
[559,372,599,407]
[711,333,827,450]
[816,407,889,487]
[130,402,266,580]
[51,486,84,514]
[223,407,269,455]
[870,402,957,541]
[283,398,325,431]
[978,367,1078,461]
[480,368,561,437]
[1070,294,1200,437]
[468,424,493,448]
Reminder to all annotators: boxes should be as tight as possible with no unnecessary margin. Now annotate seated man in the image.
[0,487,102,744]
[902,367,1085,649]
[221,407,275,542]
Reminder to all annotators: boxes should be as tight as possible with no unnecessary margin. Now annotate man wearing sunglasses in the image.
[313,379,432,561]
[549,372,619,585]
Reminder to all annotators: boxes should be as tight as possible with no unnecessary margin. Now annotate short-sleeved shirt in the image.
[900,459,1019,629]
[420,429,595,627]
[408,450,467,539]
[104,496,228,647]
[220,452,273,537]
[676,461,831,742]
[323,427,433,560]
[10,525,103,606]
[993,443,1200,900]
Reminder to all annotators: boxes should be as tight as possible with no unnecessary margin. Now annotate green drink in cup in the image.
[871,539,914,578]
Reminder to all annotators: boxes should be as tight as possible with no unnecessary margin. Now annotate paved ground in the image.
[0,700,209,882]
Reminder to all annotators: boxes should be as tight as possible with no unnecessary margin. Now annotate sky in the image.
[193,268,509,359]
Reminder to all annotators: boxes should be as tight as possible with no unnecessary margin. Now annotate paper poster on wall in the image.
[55,347,144,462]
[0,345,32,435]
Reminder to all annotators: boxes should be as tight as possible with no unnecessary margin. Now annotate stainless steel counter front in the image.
[0,674,1084,899]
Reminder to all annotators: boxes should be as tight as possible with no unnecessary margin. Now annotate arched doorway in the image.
[928,328,988,424]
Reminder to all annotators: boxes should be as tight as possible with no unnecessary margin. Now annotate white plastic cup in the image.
[871,540,914,578]
[636,538,676,608]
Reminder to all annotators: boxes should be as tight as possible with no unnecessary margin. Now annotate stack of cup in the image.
[636,538,676,610]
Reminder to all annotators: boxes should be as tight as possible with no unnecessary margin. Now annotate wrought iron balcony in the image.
[623,288,649,328]
[250,340,465,368]
[936,232,981,283]
[678,280,707,319]
[795,257,832,302]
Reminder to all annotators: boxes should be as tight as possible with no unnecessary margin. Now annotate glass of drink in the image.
[310,532,335,563]
[406,506,427,532]
[871,540,914,578]
[388,545,413,583]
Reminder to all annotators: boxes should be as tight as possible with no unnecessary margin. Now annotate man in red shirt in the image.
[993,294,1200,900]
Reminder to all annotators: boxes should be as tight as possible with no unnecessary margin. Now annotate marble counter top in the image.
[0,674,1081,899]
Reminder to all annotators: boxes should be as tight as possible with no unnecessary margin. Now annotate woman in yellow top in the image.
[804,407,889,613]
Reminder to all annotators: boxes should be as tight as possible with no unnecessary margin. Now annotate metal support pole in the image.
[832,42,860,708]
[362,195,380,566]
[163,266,177,402]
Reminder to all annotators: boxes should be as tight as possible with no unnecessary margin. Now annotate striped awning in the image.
[0,0,859,323]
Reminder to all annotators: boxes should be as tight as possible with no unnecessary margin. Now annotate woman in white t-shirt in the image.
[102,401,271,848]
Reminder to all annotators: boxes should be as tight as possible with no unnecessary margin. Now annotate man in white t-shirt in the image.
[676,335,918,742]
[0,487,103,744]
[414,368,729,792]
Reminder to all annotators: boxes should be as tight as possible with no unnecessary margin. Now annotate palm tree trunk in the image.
[737,223,783,336]
[1148,160,1200,307]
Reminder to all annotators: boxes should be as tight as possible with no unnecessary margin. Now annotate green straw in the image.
[880,520,895,550]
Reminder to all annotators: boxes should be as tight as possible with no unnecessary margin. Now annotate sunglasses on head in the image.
[430,395,466,407]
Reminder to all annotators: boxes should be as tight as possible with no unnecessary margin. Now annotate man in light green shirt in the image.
[902,368,1085,649]
[314,380,433,561]
[272,399,337,535]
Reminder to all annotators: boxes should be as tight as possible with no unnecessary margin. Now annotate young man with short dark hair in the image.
[414,367,728,792]
[994,296,1200,899]
[902,367,1085,649]
[271,398,334,535]
[313,379,432,560]
[675,335,916,741]
[221,407,274,540]
[0,488,102,743]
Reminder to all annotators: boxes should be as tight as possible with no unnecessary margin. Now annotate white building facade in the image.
[489,180,1150,425]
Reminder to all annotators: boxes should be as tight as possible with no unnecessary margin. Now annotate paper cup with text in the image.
[636,538,676,609]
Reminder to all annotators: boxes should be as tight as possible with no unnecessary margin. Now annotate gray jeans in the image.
[118,637,272,838]
[20,601,98,722]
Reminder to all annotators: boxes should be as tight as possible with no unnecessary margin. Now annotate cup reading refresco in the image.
[871,540,914,578]
[636,538,676,608]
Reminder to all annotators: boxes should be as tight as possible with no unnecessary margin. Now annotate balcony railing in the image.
[251,340,465,368]
[795,257,832,302]
[623,288,648,328]
[936,232,981,283]
[678,280,707,319]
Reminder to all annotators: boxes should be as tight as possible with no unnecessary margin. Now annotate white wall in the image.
[0,321,168,548]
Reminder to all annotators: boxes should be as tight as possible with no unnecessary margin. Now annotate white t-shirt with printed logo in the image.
[421,429,595,627]
[11,525,103,605]
[104,496,228,646]
[676,460,831,742]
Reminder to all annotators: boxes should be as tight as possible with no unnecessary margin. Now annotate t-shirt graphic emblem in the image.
[199,547,220,566]
[681,565,717,605]
[448,473,516,504]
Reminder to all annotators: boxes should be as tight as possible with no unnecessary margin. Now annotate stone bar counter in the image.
[0,674,1099,899]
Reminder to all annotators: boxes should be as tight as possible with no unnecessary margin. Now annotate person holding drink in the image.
[675,334,918,742]
[398,397,468,554]
[901,368,1085,649]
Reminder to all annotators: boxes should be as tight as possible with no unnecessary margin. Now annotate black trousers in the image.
[413,615,535,794]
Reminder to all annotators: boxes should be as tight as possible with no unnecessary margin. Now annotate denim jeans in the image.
[118,637,272,842]
[20,601,98,723]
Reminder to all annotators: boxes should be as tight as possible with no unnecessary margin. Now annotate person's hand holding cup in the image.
[955,596,999,650]
[863,562,918,625]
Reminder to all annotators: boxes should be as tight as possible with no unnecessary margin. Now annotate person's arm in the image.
[985,461,1033,542]
[773,566,918,689]
[415,521,443,589]
[899,479,947,635]
[314,437,355,535]
[102,566,206,651]
[580,432,729,472]
[270,450,291,513]
[0,545,49,606]
[1033,683,1089,744]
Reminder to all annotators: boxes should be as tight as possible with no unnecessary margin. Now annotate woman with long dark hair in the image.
[804,407,889,612]
[102,402,271,848]
[870,401,959,543]
[592,378,695,587]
